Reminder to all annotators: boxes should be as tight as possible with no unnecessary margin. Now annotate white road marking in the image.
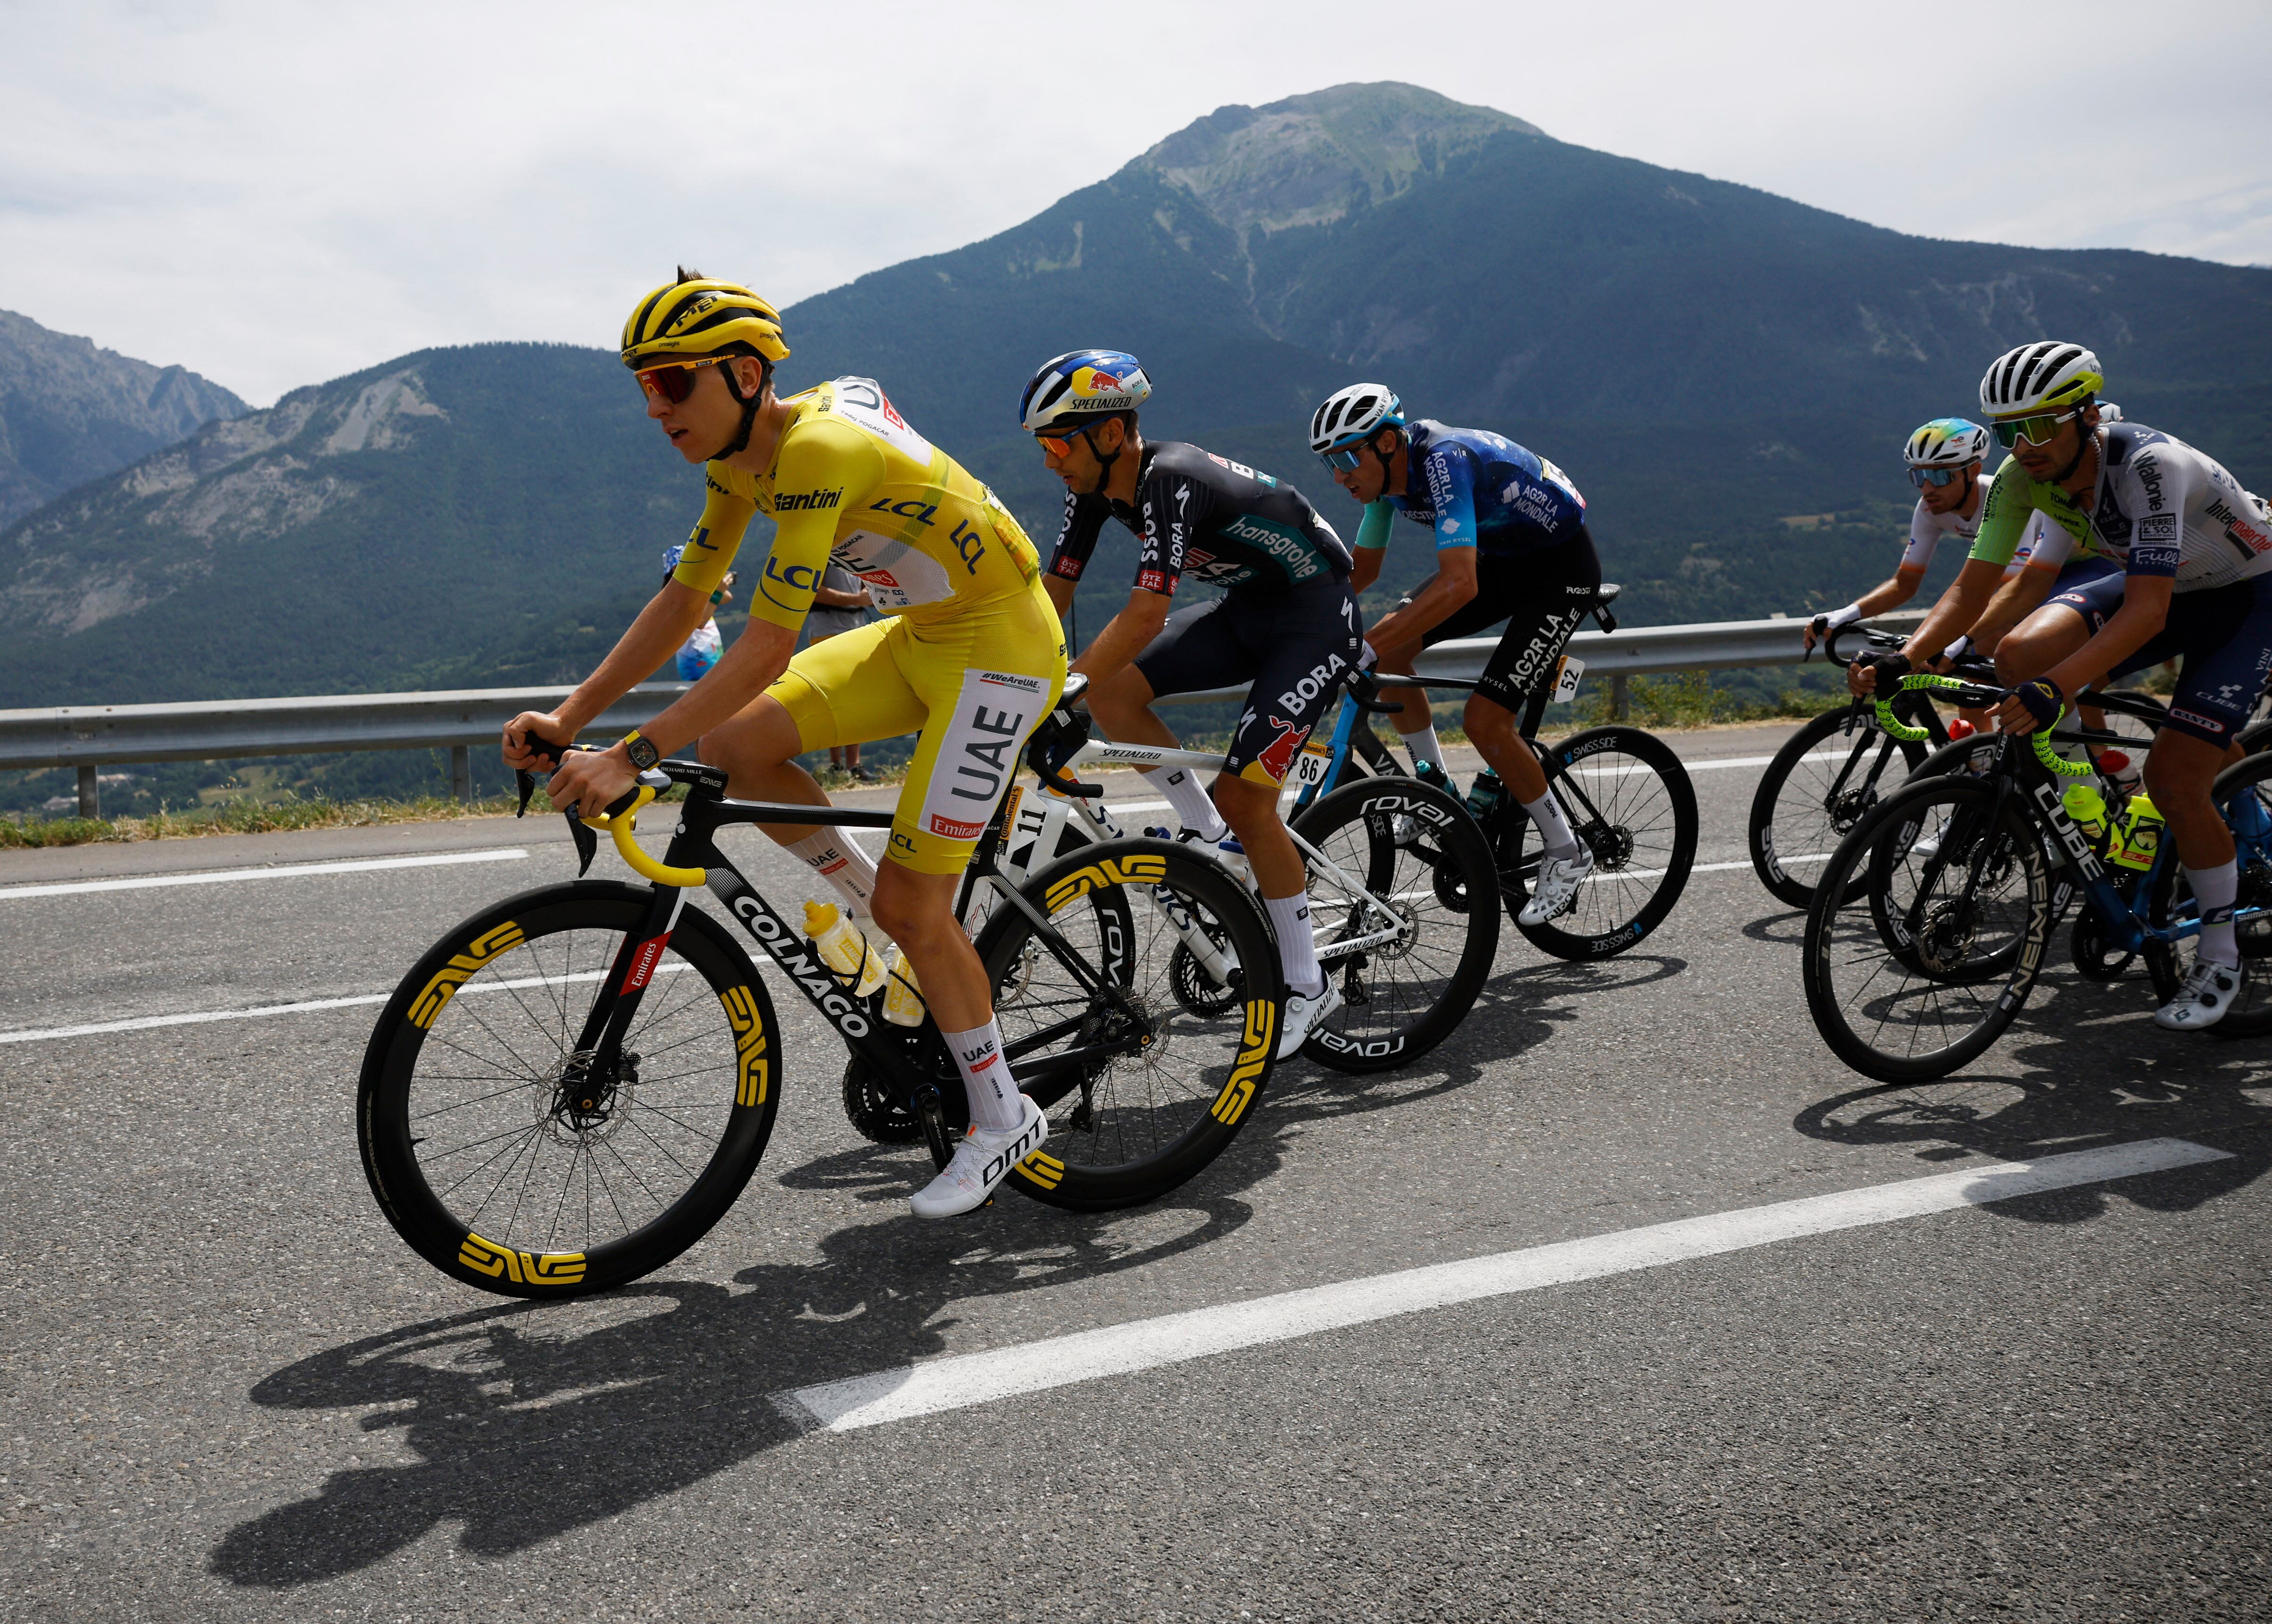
[0,959,721,1046]
[775,1137,2227,1433]
[0,847,530,901]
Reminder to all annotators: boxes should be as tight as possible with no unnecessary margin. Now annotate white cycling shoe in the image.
[1278,978,1343,1058]
[911,1095,1048,1218]
[2154,959,2244,1031]
[1519,845,1595,926]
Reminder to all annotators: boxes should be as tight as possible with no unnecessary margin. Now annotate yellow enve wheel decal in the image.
[407,922,525,1029]
[720,983,771,1106]
[458,1232,587,1287]
[1210,998,1276,1126]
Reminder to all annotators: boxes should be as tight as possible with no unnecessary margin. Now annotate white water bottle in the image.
[881,945,927,1027]
[804,901,886,997]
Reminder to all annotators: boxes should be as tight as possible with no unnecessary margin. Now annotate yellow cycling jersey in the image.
[672,376,1042,630]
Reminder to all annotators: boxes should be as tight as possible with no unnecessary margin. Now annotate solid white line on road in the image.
[0,959,715,1046]
[774,1136,2228,1433]
[0,847,531,901]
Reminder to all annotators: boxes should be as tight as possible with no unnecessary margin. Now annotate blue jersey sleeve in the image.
[1417,445,1479,551]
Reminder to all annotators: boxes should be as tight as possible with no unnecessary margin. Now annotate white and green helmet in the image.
[1903,417,1990,468]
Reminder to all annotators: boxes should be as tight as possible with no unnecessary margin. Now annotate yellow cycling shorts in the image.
[767,578,1068,875]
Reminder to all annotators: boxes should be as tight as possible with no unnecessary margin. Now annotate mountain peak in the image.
[1136,82,1541,239]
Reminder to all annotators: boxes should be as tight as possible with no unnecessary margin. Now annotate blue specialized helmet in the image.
[1020,349,1153,434]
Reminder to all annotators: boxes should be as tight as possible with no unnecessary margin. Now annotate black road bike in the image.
[1802,673,2272,1082]
[1749,623,2165,909]
[1294,584,1698,961]
[357,739,1283,1299]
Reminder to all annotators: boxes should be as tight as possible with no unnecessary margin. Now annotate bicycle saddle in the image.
[1590,582,1621,634]
[1060,671,1090,707]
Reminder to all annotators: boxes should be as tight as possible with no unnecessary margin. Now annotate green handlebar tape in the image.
[1870,673,2090,776]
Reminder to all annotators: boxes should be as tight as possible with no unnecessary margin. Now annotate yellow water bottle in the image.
[804,901,886,996]
[881,945,928,1027]
[2061,782,2108,847]
[2110,793,2164,871]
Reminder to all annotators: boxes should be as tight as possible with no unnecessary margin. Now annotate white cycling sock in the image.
[1522,791,1581,860]
[1265,891,1325,1000]
[945,1019,1025,1132]
[2188,859,2240,967]
[788,830,878,917]
[1145,766,1226,841]
[1402,720,1445,772]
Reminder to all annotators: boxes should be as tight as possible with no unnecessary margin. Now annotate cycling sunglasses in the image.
[1991,407,2081,449]
[1907,465,1967,489]
[1319,446,1369,472]
[1034,425,1093,458]
[635,355,731,404]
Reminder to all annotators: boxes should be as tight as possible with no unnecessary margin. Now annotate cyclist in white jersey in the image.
[1804,418,2095,659]
[1882,343,2272,1029]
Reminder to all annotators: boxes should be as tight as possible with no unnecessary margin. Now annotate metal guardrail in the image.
[0,611,1924,817]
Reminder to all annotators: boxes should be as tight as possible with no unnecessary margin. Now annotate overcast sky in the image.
[4,0,2268,406]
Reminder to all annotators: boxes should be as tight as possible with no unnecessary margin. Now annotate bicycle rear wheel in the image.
[359,882,780,1298]
[1502,726,1699,959]
[1803,777,2051,1082]
[1291,774,1500,1072]
[2143,749,2272,1036]
[1748,705,1929,909]
[977,839,1282,1211]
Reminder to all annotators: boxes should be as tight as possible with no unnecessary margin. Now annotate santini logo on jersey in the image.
[775,488,842,512]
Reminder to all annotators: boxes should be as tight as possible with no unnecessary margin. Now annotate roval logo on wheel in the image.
[920,669,1049,839]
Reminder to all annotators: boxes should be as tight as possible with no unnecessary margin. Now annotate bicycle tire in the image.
[1289,774,1500,1072]
[1501,726,1700,960]
[975,839,1282,1211]
[1748,706,1929,909]
[359,881,780,1298]
[1803,776,2051,1082]
[2142,749,2272,1036]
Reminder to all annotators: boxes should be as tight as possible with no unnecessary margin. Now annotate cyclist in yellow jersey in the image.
[503,272,1066,1217]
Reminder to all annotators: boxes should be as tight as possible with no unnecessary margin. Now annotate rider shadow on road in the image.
[1793,962,2272,1225]
[211,1015,1506,1591]
[209,1178,1246,1589]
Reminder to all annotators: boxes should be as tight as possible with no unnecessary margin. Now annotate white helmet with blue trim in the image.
[1309,383,1404,457]
[1903,418,1989,468]
[1020,349,1152,433]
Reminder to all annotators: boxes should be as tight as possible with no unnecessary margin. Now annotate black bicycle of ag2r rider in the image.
[357,745,1283,1299]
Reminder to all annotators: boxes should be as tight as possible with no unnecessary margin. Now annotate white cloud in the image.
[2,0,2266,404]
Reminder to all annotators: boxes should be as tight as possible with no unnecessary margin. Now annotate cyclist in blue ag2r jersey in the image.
[1888,341,2272,1030]
[1308,382,1602,926]
[1026,348,1362,1057]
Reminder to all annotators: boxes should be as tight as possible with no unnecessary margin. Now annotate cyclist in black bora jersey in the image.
[1024,349,1363,1057]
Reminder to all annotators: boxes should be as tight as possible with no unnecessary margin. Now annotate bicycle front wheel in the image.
[1291,774,1500,1071]
[1803,777,2051,1082]
[359,882,781,1298]
[1503,726,1700,959]
[976,839,1282,1211]
[1748,705,1928,909]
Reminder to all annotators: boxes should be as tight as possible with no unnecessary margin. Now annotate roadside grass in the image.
[0,791,525,850]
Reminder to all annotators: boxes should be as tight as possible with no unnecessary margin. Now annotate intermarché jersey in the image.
[1352,420,1587,557]
[672,377,1042,630]
[1046,441,1353,598]
[1969,422,2272,593]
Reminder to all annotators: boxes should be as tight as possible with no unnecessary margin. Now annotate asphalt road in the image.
[4,723,2267,1623]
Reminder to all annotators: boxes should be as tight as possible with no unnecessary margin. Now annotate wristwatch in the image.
[622,729,661,771]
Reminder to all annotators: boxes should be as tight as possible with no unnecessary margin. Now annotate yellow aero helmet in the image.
[621,278,790,370]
